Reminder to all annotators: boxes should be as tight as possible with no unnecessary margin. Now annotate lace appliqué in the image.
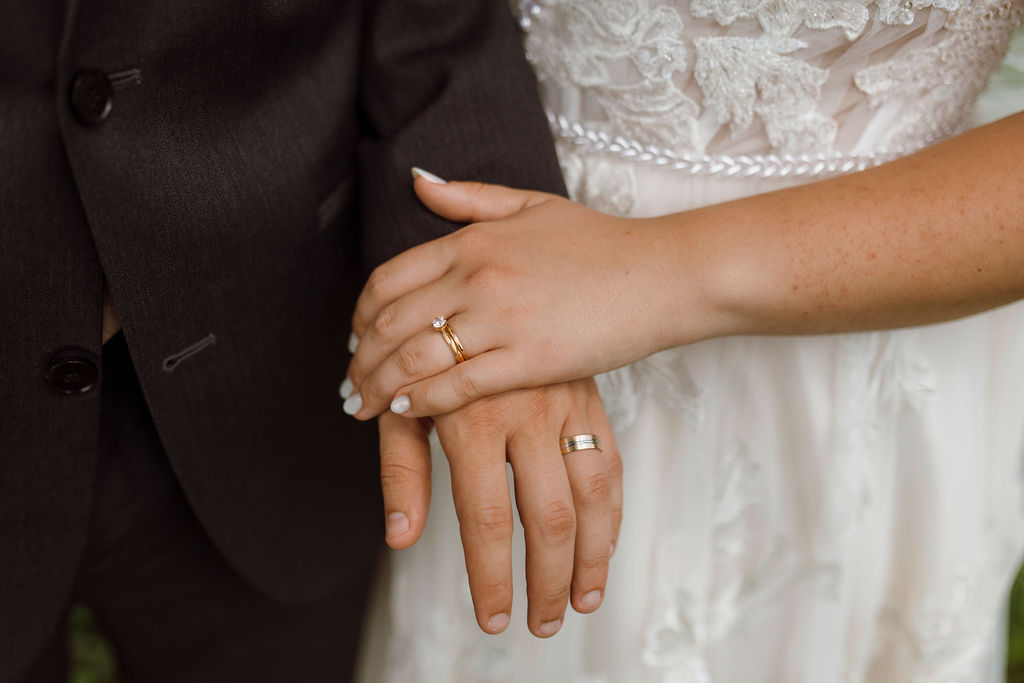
[690,0,871,40]
[855,0,1024,148]
[694,35,836,152]
[641,442,839,681]
[595,349,703,434]
[875,0,965,25]
[869,566,1002,683]
[524,0,703,152]
[520,0,1021,178]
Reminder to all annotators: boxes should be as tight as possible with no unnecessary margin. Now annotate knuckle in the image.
[464,265,505,292]
[539,583,571,605]
[453,223,489,252]
[538,500,576,543]
[606,449,624,481]
[516,386,564,422]
[464,181,489,199]
[578,552,610,572]
[370,303,399,344]
[578,472,611,505]
[465,504,513,544]
[473,577,512,601]
[366,265,390,302]
[451,369,481,405]
[378,461,424,496]
[395,343,423,378]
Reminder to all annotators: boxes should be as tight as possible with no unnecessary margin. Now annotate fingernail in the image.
[390,395,411,414]
[486,612,510,633]
[411,167,447,184]
[386,512,410,538]
[340,377,354,400]
[537,619,562,638]
[348,332,359,354]
[579,589,603,611]
[343,392,362,416]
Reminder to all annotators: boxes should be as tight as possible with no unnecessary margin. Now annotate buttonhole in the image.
[109,69,142,89]
[163,333,216,372]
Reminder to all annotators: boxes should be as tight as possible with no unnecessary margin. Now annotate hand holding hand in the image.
[375,378,622,637]
[342,172,714,420]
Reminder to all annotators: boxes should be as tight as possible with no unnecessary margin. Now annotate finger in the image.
[508,416,576,638]
[351,315,496,420]
[586,384,623,556]
[391,348,530,418]
[345,278,462,406]
[560,390,611,615]
[435,411,515,634]
[350,238,455,340]
[377,412,434,550]
[414,177,555,224]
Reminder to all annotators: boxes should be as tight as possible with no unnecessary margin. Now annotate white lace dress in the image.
[357,3,1024,682]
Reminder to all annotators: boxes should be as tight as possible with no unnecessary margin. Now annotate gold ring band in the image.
[559,434,602,455]
[432,317,467,364]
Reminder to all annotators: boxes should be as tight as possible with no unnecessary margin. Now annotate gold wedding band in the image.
[432,317,467,364]
[559,434,602,455]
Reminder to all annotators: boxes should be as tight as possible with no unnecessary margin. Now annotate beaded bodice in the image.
[517,0,1022,180]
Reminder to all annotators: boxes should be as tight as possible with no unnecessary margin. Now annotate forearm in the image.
[658,112,1024,345]
[341,111,1024,419]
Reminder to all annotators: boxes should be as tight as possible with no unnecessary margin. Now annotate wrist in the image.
[639,211,754,351]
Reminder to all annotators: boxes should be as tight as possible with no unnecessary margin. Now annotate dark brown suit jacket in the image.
[0,1,565,678]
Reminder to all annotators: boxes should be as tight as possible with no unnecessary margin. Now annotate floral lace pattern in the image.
[856,0,1024,148]
[693,35,834,152]
[521,0,1023,171]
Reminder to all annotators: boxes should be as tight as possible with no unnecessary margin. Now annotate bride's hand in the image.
[341,171,707,420]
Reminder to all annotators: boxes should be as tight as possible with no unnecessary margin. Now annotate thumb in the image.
[411,167,554,223]
[378,411,434,549]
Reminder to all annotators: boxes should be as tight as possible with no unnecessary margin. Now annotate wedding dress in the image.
[358,2,1024,681]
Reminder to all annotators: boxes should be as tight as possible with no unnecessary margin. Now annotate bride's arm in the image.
[690,112,1024,339]
[343,111,1024,420]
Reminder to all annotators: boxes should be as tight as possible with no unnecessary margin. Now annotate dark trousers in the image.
[16,335,376,682]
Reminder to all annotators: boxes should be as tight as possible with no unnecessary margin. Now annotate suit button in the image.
[70,70,113,126]
[45,355,99,395]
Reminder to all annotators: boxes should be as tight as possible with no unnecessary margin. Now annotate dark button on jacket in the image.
[45,354,99,394]
[70,70,113,125]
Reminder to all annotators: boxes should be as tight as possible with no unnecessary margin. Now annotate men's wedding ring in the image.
[432,317,467,364]
[559,434,602,455]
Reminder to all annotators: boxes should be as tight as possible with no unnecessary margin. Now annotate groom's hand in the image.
[377,379,622,638]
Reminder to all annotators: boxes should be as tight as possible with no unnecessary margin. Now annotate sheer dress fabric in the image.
[358,2,1024,681]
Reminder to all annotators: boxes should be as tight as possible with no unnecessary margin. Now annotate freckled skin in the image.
[346,113,1024,421]
[672,112,1024,343]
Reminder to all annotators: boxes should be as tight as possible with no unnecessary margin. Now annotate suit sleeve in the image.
[357,0,566,269]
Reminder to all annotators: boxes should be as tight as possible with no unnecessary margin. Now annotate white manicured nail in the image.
[411,167,447,184]
[348,332,359,354]
[390,395,411,414]
[343,392,362,416]
[340,377,354,400]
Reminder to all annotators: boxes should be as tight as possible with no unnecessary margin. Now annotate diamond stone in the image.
[432,317,446,329]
